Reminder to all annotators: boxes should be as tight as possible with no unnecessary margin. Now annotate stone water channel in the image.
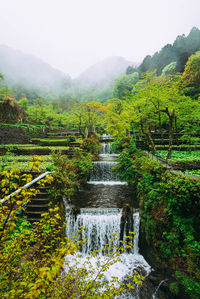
[64,143,171,298]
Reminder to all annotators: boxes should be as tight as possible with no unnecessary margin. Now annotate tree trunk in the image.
[167,110,175,159]
[141,122,156,153]
[161,107,175,159]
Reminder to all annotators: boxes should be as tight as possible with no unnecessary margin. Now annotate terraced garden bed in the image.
[0,154,52,173]
[31,138,80,147]
[156,145,200,151]
[0,154,52,171]
[156,150,200,161]
[155,150,200,176]
[13,147,73,156]
[184,169,200,177]
[0,144,74,156]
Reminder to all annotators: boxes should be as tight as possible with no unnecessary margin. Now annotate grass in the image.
[0,144,37,148]
[156,150,200,162]
[31,138,82,143]
[0,123,46,127]
[156,144,200,148]
[32,138,71,142]
[0,155,51,162]
[184,169,200,177]
[0,154,53,171]
[0,161,52,171]
[17,146,70,150]
[0,145,70,150]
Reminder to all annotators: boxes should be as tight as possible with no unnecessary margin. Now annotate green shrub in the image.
[114,149,200,297]
[169,282,179,295]
[80,137,101,159]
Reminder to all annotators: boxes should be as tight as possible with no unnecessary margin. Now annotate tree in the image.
[33,98,45,107]
[181,51,200,87]
[161,61,177,76]
[104,98,130,137]
[0,72,3,81]
[0,97,25,123]
[126,66,138,75]
[113,73,139,99]
[123,72,198,158]
[18,97,28,111]
[71,101,105,137]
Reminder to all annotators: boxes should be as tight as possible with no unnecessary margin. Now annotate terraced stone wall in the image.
[0,126,30,144]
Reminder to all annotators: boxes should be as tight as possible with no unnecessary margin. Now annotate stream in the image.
[64,143,171,298]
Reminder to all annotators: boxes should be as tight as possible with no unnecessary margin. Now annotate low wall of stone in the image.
[0,126,30,144]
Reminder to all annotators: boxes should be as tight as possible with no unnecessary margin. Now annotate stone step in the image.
[30,198,49,205]
[35,192,49,198]
[25,211,45,218]
[27,204,49,212]
[38,186,50,191]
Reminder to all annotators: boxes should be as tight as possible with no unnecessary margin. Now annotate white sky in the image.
[0,0,200,78]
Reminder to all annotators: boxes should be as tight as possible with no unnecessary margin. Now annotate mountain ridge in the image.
[75,56,138,88]
[0,44,71,91]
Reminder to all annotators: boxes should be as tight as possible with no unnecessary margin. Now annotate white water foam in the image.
[88,181,128,185]
[65,209,151,292]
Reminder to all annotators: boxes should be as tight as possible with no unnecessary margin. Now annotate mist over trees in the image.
[135,27,200,76]
[0,45,71,90]
[75,56,136,88]
[0,26,199,111]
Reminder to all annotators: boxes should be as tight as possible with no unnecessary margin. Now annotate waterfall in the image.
[90,161,117,182]
[89,161,127,185]
[66,208,142,255]
[65,207,151,299]
[133,211,140,255]
[64,149,151,298]
[67,209,142,256]
[100,142,111,154]
[67,208,121,254]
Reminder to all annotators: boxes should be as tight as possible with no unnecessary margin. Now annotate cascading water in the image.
[89,161,117,182]
[66,208,143,256]
[89,161,127,185]
[100,142,111,155]
[64,142,151,298]
[65,208,151,291]
[133,211,140,255]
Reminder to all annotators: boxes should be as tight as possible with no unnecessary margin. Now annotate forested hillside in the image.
[0,45,71,91]
[135,27,200,75]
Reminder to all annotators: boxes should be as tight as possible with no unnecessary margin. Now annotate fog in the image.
[0,0,200,78]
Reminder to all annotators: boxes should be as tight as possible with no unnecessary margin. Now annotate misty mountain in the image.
[0,45,71,91]
[75,56,137,88]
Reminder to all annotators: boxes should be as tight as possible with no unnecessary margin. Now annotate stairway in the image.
[25,186,50,223]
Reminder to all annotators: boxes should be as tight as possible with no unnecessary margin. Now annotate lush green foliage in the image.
[137,27,200,75]
[0,153,52,172]
[111,135,136,154]
[80,137,101,159]
[71,102,105,137]
[113,72,139,99]
[50,149,93,201]
[161,61,177,76]
[181,51,200,87]
[114,146,200,298]
[0,159,143,298]
[156,150,200,162]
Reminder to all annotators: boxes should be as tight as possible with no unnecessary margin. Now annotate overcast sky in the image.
[0,0,200,78]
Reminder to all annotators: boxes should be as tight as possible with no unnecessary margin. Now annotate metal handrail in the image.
[144,151,200,181]
[0,171,50,204]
